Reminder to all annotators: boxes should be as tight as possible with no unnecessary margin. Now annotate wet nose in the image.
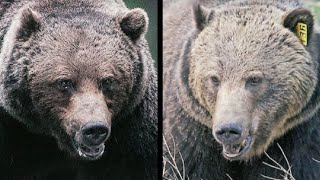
[215,124,243,144]
[81,122,110,146]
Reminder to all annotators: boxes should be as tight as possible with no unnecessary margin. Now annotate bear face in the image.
[189,5,317,160]
[29,24,134,160]
[0,4,148,160]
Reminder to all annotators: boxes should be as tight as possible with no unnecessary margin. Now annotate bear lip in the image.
[222,136,252,160]
[77,143,105,160]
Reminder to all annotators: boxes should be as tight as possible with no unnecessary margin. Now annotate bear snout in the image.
[215,123,243,144]
[80,122,110,146]
[73,121,111,160]
[213,123,252,160]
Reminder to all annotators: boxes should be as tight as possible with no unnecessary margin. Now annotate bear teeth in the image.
[225,139,247,155]
[232,144,241,154]
[223,136,252,159]
[225,144,240,154]
[241,139,247,147]
[77,143,105,160]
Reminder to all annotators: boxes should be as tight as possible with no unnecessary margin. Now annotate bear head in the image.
[189,3,318,161]
[0,2,149,161]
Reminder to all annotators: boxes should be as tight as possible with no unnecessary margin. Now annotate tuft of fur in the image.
[164,0,320,179]
[0,0,157,179]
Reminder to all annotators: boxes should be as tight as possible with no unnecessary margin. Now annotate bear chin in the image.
[76,143,105,160]
[57,136,106,161]
[221,136,253,161]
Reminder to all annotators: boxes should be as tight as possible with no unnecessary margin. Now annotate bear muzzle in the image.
[75,122,111,160]
[214,123,252,161]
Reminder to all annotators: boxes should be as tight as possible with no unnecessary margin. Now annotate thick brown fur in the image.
[164,0,320,179]
[0,0,158,179]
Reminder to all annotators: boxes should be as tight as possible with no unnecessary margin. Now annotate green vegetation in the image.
[307,1,320,23]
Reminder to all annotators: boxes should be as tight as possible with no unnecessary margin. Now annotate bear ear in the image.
[17,8,41,41]
[120,8,148,42]
[283,8,313,47]
[193,4,214,31]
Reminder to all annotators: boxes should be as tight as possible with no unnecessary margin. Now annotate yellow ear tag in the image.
[296,22,307,46]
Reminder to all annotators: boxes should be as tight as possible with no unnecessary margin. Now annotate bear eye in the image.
[210,76,220,86]
[100,78,114,93]
[246,76,263,88]
[56,79,74,92]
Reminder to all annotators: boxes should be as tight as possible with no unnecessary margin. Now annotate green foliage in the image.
[306,1,320,23]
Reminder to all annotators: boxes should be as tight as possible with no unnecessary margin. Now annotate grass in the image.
[261,144,295,180]
[163,138,298,180]
[313,158,320,163]
[162,135,188,180]
[163,135,320,180]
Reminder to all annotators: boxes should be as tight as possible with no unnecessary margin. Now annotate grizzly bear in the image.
[0,0,158,179]
[164,0,320,179]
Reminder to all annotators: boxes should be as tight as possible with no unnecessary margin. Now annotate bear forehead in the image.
[28,27,135,79]
[41,11,121,36]
[201,7,285,45]
[29,49,134,84]
[32,40,134,74]
[29,0,127,16]
[34,22,135,60]
[39,29,128,54]
[191,7,313,79]
[194,9,308,63]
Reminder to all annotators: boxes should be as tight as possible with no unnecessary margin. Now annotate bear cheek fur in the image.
[189,18,317,158]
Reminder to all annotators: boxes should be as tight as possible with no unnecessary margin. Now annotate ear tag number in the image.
[296,23,307,46]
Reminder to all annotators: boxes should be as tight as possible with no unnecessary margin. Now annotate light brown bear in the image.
[164,0,320,179]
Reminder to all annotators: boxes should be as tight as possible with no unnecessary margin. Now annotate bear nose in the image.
[81,122,110,146]
[215,124,243,144]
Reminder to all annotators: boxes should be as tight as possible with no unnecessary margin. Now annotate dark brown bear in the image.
[164,0,320,179]
[0,0,158,179]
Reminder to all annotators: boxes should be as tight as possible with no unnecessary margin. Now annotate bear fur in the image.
[164,0,320,179]
[0,0,158,179]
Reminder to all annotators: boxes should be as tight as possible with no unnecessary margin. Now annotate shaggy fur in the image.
[164,0,320,179]
[0,0,158,179]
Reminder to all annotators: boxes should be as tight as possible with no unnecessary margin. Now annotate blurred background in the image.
[124,0,158,65]
[306,0,320,23]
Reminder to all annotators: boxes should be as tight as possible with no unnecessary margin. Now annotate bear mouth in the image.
[222,136,252,160]
[77,143,105,160]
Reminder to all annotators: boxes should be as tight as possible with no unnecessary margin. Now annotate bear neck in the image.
[173,31,212,127]
[283,31,320,132]
[107,42,157,159]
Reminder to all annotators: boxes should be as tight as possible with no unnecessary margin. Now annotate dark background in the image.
[123,0,158,64]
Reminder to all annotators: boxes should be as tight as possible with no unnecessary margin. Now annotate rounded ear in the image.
[283,8,313,47]
[193,4,214,31]
[120,8,149,42]
[17,8,41,41]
